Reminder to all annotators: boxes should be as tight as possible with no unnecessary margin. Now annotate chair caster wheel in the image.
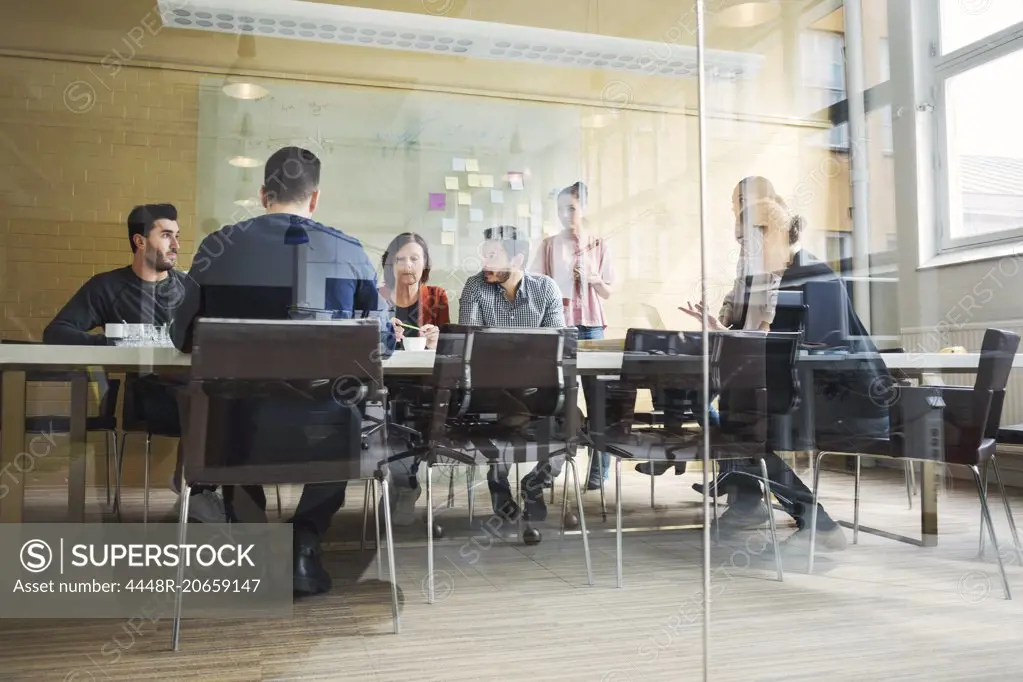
[522,527,542,545]
[430,523,444,539]
[562,513,579,530]
[361,441,370,450]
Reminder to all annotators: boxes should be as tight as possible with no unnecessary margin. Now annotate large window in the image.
[938,0,1023,54]
[935,7,1023,250]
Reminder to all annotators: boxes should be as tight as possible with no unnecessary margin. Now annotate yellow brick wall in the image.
[0,56,199,343]
[1,56,201,486]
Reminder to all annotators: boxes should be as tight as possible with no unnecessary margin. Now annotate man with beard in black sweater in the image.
[42,204,225,524]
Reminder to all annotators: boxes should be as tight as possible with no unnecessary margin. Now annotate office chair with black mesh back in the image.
[593,331,803,587]
[596,329,707,515]
[117,373,284,524]
[116,373,182,523]
[384,324,593,603]
[171,318,401,650]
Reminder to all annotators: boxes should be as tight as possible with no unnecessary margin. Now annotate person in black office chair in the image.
[42,203,225,524]
[458,225,568,525]
[174,146,394,597]
[681,197,890,555]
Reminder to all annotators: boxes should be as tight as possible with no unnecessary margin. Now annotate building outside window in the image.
[801,29,848,151]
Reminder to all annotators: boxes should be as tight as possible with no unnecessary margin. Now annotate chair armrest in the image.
[893,385,991,461]
[935,386,992,453]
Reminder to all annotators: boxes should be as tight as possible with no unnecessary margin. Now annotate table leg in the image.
[920,460,938,547]
[1,370,27,523]
[68,374,88,522]
[796,366,816,452]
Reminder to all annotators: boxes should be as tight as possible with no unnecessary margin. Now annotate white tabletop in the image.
[0,344,1015,373]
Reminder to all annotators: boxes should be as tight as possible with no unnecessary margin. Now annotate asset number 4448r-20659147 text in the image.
[124,579,261,593]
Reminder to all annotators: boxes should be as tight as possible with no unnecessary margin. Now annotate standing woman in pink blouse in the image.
[532,181,615,488]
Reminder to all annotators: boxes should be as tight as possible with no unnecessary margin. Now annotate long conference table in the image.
[1,345,1015,541]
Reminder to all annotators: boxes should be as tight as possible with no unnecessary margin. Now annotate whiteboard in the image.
[196,78,582,319]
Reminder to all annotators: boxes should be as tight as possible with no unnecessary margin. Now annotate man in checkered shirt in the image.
[459,225,565,328]
[458,225,568,527]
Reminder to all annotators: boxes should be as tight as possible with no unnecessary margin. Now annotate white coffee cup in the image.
[105,323,125,344]
[403,336,427,352]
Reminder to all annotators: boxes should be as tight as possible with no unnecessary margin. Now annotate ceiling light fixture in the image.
[713,1,782,29]
[233,196,260,207]
[157,0,763,81]
[222,34,270,100]
[581,110,619,129]
[223,82,270,100]
[228,155,262,168]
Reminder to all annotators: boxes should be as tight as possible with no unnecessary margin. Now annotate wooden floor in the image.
[3,457,1023,681]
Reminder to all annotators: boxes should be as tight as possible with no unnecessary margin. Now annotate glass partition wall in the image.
[701,1,1023,680]
[1,0,720,677]
[2,0,1021,679]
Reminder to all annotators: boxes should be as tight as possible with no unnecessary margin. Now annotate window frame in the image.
[801,28,851,152]
[932,14,1023,253]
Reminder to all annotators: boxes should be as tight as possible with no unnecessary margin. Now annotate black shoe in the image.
[636,462,684,476]
[521,473,548,522]
[292,525,332,597]
[487,479,521,522]
[692,481,726,498]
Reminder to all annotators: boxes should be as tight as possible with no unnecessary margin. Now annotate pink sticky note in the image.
[429,193,446,210]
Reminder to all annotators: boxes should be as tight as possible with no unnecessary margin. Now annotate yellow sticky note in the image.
[517,204,530,218]
[481,174,494,188]
[466,158,480,172]
[458,192,472,206]
[467,174,481,187]
[445,176,459,190]
[441,231,456,245]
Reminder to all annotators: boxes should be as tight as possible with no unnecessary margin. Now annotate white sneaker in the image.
[172,489,227,524]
